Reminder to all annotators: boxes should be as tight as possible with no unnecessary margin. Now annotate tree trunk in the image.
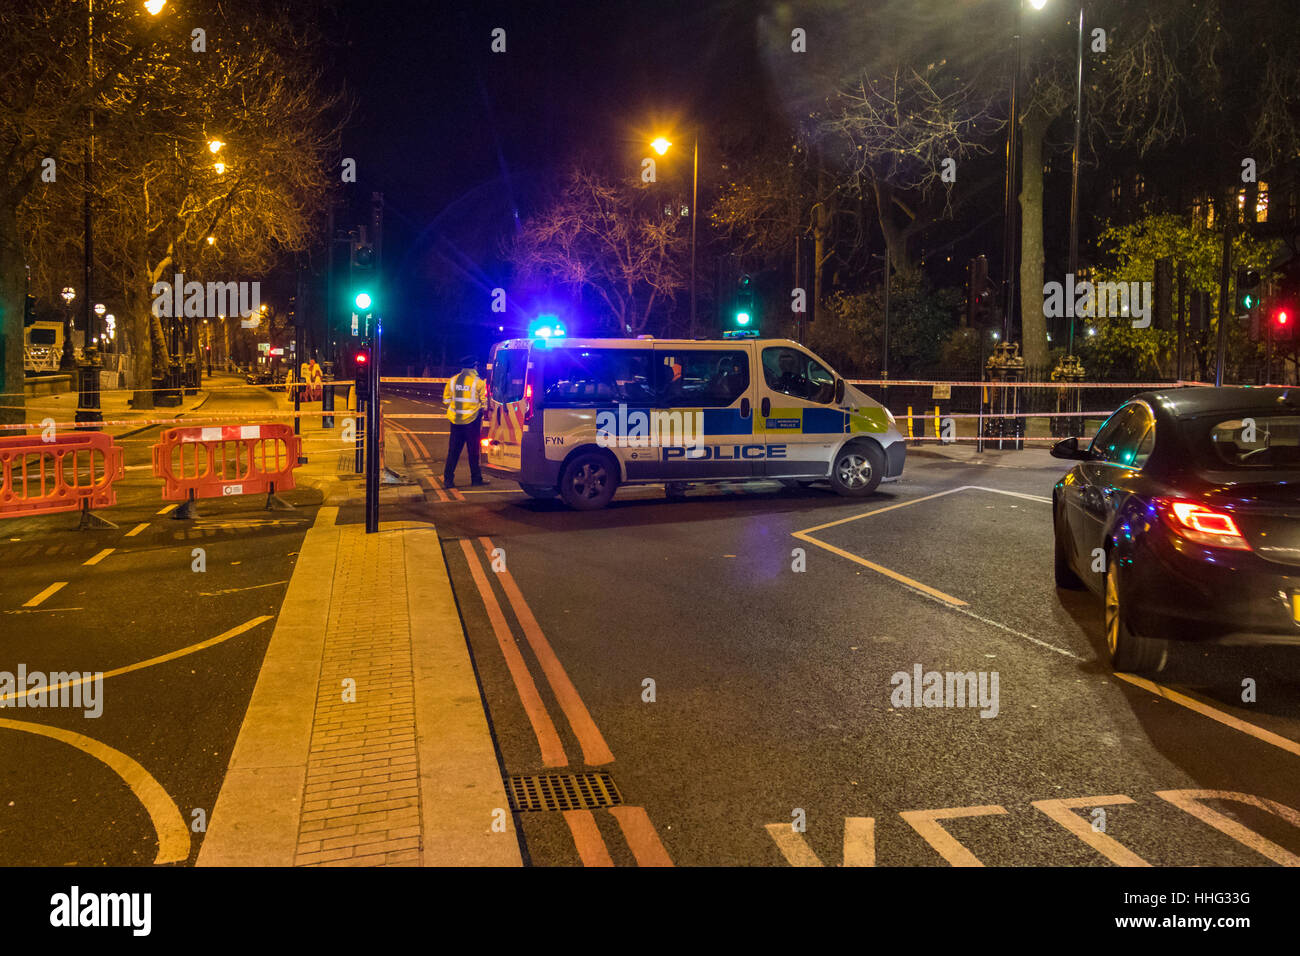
[0,201,27,427]
[127,284,155,409]
[1018,109,1051,371]
[812,165,831,325]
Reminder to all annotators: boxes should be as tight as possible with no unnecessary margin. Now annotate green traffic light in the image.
[736,311,751,326]
[355,292,372,310]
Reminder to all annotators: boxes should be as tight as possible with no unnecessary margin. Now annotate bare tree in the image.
[830,63,1003,280]
[510,168,687,335]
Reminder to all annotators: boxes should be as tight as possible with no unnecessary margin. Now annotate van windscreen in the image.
[490,348,528,403]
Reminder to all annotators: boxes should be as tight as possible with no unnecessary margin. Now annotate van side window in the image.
[655,350,749,408]
[541,349,656,406]
[761,346,835,404]
[490,349,528,403]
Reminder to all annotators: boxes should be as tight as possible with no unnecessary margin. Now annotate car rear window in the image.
[1188,414,1300,470]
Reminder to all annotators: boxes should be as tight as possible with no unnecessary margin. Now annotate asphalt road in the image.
[387,384,1300,867]
[0,382,320,865]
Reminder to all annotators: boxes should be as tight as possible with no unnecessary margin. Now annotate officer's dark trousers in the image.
[444,414,482,486]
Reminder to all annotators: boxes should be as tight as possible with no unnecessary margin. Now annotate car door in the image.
[1073,402,1153,584]
[753,344,842,478]
[651,344,758,480]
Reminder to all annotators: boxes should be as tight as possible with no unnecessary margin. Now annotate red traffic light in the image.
[1277,310,1290,326]
[355,351,368,364]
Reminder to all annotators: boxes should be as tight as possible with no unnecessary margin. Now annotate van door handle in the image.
[740,397,751,418]
[761,397,771,418]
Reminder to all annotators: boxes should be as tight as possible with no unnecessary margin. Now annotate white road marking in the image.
[23,582,67,607]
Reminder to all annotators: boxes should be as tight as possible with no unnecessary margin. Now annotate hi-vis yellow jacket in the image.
[443,368,487,424]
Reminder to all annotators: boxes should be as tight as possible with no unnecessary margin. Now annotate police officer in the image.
[443,354,489,488]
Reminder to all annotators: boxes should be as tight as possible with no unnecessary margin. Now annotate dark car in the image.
[1051,386,1300,672]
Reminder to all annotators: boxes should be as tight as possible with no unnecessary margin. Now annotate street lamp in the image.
[650,132,699,337]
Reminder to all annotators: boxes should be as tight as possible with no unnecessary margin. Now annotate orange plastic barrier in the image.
[0,432,124,519]
[151,423,301,502]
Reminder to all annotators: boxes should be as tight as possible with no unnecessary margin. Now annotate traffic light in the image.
[351,239,375,271]
[727,274,757,336]
[354,291,373,312]
[1271,303,1295,342]
[1236,267,1262,313]
[966,256,996,327]
[353,347,372,388]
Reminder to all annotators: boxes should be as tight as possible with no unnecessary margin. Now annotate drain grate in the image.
[506,772,622,812]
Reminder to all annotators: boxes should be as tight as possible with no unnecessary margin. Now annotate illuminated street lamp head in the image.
[61,286,75,304]
[94,303,106,316]
[651,137,672,155]
[1029,0,1048,9]
[208,139,224,154]
[206,235,215,245]
[214,162,226,175]
[355,292,372,311]
[144,0,167,14]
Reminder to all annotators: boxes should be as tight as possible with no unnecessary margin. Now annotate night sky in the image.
[328,0,790,366]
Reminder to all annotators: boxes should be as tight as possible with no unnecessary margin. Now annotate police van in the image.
[483,336,907,509]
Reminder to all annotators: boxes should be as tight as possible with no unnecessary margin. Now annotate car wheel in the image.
[1104,559,1167,673]
[519,483,557,500]
[830,442,884,497]
[559,452,618,510]
[1053,497,1084,589]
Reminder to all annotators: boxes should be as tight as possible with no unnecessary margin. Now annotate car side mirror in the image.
[834,378,846,404]
[1050,436,1089,461]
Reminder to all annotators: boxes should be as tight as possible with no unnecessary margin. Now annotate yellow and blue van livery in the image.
[483,336,906,510]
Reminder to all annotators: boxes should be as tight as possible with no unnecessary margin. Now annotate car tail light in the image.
[1156,497,1251,550]
[523,382,534,424]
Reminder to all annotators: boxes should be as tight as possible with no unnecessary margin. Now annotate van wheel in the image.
[1104,560,1166,673]
[559,452,618,510]
[519,483,557,500]
[830,442,884,497]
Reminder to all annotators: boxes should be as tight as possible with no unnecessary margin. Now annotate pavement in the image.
[195,385,521,867]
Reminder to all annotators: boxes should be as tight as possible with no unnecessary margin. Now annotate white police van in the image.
[483,336,906,509]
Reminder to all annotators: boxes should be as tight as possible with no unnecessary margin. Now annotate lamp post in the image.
[60,287,76,370]
[651,133,699,337]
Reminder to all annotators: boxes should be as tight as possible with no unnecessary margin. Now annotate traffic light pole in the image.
[1214,219,1234,387]
[365,313,381,534]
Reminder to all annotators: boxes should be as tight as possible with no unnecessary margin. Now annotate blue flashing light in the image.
[528,314,566,339]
